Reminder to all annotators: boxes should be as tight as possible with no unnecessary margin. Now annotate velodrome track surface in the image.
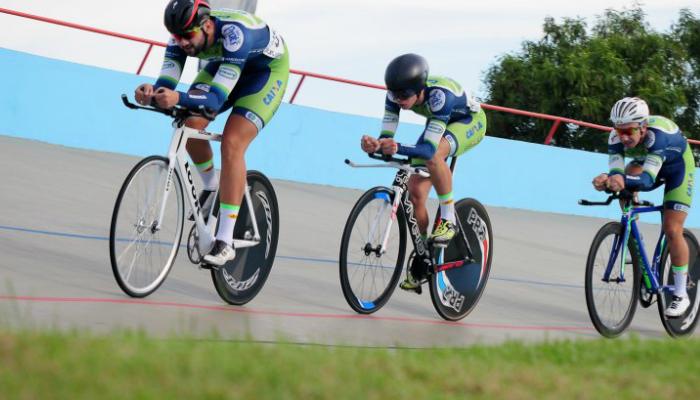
[1,135,697,347]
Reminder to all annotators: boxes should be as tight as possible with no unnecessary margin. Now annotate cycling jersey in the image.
[154,9,288,129]
[608,116,695,211]
[380,76,483,160]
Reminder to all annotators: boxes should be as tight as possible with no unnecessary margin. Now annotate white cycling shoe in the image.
[665,295,690,318]
[203,240,236,266]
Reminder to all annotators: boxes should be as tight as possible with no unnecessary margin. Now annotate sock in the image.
[194,158,218,191]
[672,264,688,298]
[215,203,240,246]
[438,191,455,223]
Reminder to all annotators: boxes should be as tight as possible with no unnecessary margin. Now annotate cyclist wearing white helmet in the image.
[592,97,695,317]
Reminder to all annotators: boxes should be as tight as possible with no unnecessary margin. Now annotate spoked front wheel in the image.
[658,229,700,337]
[339,187,407,314]
[585,222,640,338]
[429,198,493,321]
[110,156,184,297]
[211,171,280,305]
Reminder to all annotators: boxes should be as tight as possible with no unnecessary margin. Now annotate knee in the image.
[425,157,439,170]
[408,186,425,205]
[664,223,684,241]
[221,137,246,159]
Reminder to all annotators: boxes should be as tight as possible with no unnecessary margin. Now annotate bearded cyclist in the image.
[361,54,487,291]
[592,97,695,317]
[135,0,288,266]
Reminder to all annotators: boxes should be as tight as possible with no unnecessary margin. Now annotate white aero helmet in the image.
[610,97,649,126]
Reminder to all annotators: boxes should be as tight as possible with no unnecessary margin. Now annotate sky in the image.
[0,0,697,120]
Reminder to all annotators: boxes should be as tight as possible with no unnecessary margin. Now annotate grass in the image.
[1,329,699,399]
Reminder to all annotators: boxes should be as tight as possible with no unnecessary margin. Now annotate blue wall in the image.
[1,48,693,226]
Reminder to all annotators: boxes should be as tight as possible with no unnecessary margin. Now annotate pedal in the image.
[199,262,220,271]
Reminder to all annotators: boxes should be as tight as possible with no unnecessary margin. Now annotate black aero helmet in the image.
[384,53,429,99]
[164,0,211,35]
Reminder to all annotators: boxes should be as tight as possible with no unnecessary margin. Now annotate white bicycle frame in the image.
[345,159,430,255]
[157,121,262,255]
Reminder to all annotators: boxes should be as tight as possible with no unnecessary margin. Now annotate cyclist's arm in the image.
[625,152,663,191]
[379,95,400,139]
[396,119,445,159]
[154,39,187,90]
[177,23,251,111]
[396,88,451,159]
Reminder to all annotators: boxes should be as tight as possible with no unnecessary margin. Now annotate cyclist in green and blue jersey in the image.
[361,54,487,290]
[593,97,695,317]
[135,0,288,266]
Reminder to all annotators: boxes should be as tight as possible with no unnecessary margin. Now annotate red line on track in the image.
[0,295,594,333]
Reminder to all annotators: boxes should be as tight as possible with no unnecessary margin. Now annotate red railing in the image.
[3,7,696,145]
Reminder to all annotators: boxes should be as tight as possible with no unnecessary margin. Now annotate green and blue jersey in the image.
[380,76,481,160]
[154,9,285,113]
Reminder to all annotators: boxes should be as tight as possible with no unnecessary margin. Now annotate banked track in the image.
[1,135,696,347]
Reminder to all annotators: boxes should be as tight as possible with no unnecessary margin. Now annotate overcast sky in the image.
[0,0,696,119]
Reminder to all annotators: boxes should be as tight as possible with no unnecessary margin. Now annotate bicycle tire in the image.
[585,221,640,338]
[211,170,279,305]
[110,155,184,297]
[339,187,407,314]
[429,198,493,321]
[658,229,700,337]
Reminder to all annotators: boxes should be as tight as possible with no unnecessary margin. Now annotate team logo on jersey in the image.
[194,83,211,92]
[673,203,690,213]
[218,65,239,81]
[245,111,264,131]
[645,131,656,147]
[428,89,446,112]
[222,24,244,52]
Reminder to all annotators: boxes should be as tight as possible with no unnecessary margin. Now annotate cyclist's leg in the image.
[205,48,289,265]
[185,62,222,191]
[407,174,431,237]
[429,108,487,243]
[662,145,694,315]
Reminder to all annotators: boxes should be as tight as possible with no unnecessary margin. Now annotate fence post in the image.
[543,119,562,145]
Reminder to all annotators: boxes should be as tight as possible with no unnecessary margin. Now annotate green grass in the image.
[1,329,699,399]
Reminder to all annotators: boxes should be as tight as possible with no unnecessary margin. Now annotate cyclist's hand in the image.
[361,135,380,153]
[378,138,398,155]
[592,173,608,191]
[153,87,180,109]
[135,84,155,106]
[606,174,625,192]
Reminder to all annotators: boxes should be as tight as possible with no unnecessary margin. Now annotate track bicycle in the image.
[339,153,493,321]
[109,95,279,305]
[581,191,700,337]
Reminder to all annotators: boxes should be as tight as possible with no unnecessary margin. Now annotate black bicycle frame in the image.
[391,157,475,272]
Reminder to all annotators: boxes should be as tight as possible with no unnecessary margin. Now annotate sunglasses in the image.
[172,26,201,41]
[389,89,417,101]
[616,126,641,137]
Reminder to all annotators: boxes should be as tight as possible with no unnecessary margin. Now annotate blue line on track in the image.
[0,224,583,289]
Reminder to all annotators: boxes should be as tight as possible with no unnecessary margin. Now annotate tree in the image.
[483,6,699,153]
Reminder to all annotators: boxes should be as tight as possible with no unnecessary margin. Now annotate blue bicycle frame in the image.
[604,202,674,295]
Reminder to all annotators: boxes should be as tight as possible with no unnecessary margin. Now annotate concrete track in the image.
[1,135,697,347]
